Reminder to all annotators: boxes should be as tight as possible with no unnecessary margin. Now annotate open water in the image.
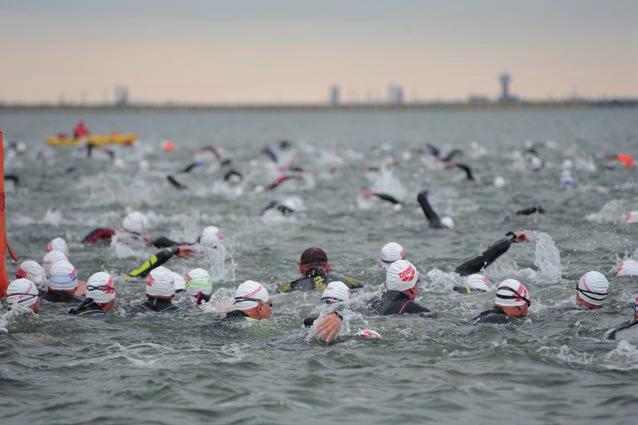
[0,107,637,425]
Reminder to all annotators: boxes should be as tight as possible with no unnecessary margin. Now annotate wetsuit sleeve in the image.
[339,275,364,289]
[472,309,511,324]
[515,206,545,216]
[456,163,474,181]
[402,301,432,316]
[373,193,401,205]
[151,236,183,248]
[442,149,462,162]
[124,246,179,281]
[417,190,442,228]
[260,201,278,216]
[82,228,116,245]
[303,316,318,327]
[455,233,515,276]
[277,281,292,293]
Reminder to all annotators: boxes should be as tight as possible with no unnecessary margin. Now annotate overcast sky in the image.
[1,0,636,103]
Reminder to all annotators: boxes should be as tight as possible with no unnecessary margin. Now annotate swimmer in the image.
[167,174,189,190]
[135,266,179,313]
[613,258,638,277]
[4,174,19,191]
[560,169,576,189]
[417,190,455,229]
[304,281,351,327]
[69,272,116,317]
[504,206,545,220]
[47,237,69,256]
[16,260,47,292]
[378,242,406,270]
[425,144,463,162]
[369,260,433,316]
[42,260,84,303]
[453,273,491,294]
[472,279,530,324]
[576,271,609,309]
[624,211,638,224]
[6,278,40,313]
[173,273,186,293]
[260,200,296,217]
[277,247,364,293]
[455,231,528,276]
[444,162,474,181]
[360,190,403,209]
[184,268,213,306]
[262,174,304,191]
[82,211,148,246]
[123,244,195,281]
[42,250,68,275]
[221,280,272,321]
[605,296,638,340]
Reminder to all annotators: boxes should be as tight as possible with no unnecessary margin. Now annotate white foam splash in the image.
[425,268,462,291]
[42,209,64,227]
[604,340,638,370]
[529,231,562,282]
[585,200,627,224]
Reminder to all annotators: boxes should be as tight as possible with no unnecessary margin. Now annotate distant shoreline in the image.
[1,99,636,113]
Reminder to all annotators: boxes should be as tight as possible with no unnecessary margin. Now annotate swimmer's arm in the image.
[82,227,116,245]
[303,316,318,327]
[417,190,442,228]
[373,192,401,205]
[277,281,292,293]
[124,246,179,280]
[150,236,186,248]
[455,233,517,276]
[339,274,364,289]
[515,206,545,216]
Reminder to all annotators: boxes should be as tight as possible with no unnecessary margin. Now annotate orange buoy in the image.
[617,153,635,169]
[0,129,8,297]
[161,140,176,152]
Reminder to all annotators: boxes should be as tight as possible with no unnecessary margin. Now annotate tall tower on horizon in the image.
[329,84,340,106]
[498,73,518,103]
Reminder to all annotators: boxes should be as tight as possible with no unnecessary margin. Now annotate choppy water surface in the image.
[1,108,637,425]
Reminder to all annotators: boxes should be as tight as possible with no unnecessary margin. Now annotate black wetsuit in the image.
[69,299,107,317]
[124,246,182,280]
[455,232,517,276]
[277,268,364,293]
[472,307,512,324]
[372,192,402,206]
[82,227,117,245]
[135,297,179,313]
[42,291,83,303]
[221,310,251,321]
[453,163,474,181]
[260,201,295,216]
[417,190,444,229]
[606,320,637,340]
[150,236,189,248]
[369,290,432,316]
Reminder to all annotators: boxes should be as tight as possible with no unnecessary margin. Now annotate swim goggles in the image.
[575,284,607,302]
[496,286,531,306]
[234,297,272,307]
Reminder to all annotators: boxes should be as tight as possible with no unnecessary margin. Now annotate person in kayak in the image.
[369,260,433,316]
[73,119,89,139]
[455,231,528,276]
[69,272,116,317]
[472,279,530,324]
[417,190,455,229]
[277,247,364,293]
[134,266,179,313]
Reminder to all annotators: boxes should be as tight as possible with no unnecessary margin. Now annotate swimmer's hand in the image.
[177,245,196,259]
[512,231,528,242]
[313,311,343,344]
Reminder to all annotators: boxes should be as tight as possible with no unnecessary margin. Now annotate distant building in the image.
[329,84,340,106]
[114,85,129,107]
[388,84,404,105]
[468,94,490,105]
[498,73,519,103]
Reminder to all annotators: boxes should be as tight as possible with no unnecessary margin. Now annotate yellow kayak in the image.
[46,134,138,146]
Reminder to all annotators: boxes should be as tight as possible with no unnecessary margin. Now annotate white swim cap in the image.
[562,158,573,170]
[529,156,543,171]
[47,260,79,291]
[494,176,506,188]
[47,237,69,256]
[173,273,186,292]
[145,266,175,298]
[185,268,213,296]
[386,260,419,292]
[16,260,46,290]
[495,279,530,307]
[440,216,455,230]
[200,226,224,247]
[86,272,116,303]
[615,259,638,277]
[576,271,609,307]
[122,211,148,234]
[43,250,69,275]
[625,211,638,224]
[7,278,39,309]
[321,281,351,303]
[465,274,490,291]
[379,242,406,268]
[233,280,269,310]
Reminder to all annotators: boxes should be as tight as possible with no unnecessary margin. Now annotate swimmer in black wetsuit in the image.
[277,247,364,293]
[124,244,195,281]
[417,190,455,229]
[69,272,116,317]
[445,162,474,181]
[425,143,463,162]
[134,267,180,313]
[303,281,351,327]
[605,296,638,340]
[260,200,296,217]
[504,205,545,221]
[219,280,272,322]
[369,260,433,317]
[455,231,528,276]
[473,279,530,324]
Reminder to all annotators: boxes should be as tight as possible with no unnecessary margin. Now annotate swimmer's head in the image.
[614,259,638,277]
[86,272,116,311]
[386,260,419,299]
[122,211,148,235]
[199,226,224,247]
[464,274,490,292]
[47,260,78,293]
[47,237,69,256]
[42,250,68,275]
[173,273,186,293]
[562,158,573,170]
[16,260,46,291]
[299,247,330,275]
[529,156,543,171]
[185,268,213,296]
[321,281,351,304]
[495,279,530,317]
[625,211,638,224]
[233,280,271,319]
[145,266,175,299]
[576,271,609,309]
[7,278,40,313]
[493,176,506,188]
[440,216,455,230]
[379,242,406,270]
